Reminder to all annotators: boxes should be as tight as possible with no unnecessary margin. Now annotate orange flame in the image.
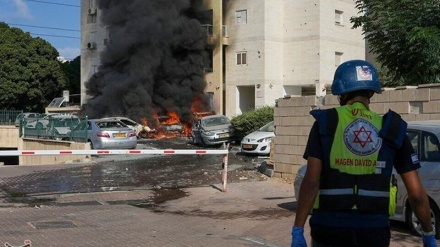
[139,96,212,139]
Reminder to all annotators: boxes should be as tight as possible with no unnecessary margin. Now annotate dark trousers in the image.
[311,225,390,247]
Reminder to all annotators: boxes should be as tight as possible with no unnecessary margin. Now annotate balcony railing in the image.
[222,25,228,37]
[201,24,228,37]
[201,24,213,36]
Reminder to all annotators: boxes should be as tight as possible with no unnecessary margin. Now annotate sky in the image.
[0,0,80,60]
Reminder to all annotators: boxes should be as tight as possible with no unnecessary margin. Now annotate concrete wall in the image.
[18,138,90,165]
[0,127,90,165]
[0,126,19,148]
[273,84,440,179]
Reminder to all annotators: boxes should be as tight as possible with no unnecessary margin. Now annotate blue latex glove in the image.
[291,226,307,247]
[423,235,438,247]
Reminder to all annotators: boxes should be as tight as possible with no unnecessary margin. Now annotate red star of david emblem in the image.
[353,126,373,147]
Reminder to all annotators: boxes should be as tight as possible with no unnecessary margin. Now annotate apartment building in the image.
[81,0,365,118]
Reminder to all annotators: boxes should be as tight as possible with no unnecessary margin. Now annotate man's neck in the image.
[346,96,370,110]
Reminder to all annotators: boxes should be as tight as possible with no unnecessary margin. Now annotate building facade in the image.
[80,0,365,118]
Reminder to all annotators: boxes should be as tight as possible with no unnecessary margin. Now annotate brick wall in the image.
[273,84,440,179]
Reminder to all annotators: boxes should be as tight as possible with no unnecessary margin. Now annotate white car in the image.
[14,112,42,127]
[294,120,440,238]
[241,121,275,155]
[25,113,74,129]
[45,116,81,140]
[102,117,151,138]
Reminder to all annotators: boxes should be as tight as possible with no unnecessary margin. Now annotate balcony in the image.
[201,24,229,46]
[222,25,229,45]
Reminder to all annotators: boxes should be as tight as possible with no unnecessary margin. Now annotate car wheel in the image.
[139,131,148,139]
[88,140,94,150]
[406,199,439,238]
[199,137,206,147]
[191,134,198,145]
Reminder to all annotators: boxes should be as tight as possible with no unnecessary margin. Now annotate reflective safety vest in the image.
[310,102,406,215]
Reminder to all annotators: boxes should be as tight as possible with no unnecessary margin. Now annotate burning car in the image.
[157,115,184,134]
[102,117,152,139]
[137,113,186,139]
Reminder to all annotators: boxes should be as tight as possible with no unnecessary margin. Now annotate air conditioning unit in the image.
[88,8,97,15]
[87,42,97,49]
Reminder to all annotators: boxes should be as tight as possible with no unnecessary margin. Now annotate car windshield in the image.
[259,121,274,132]
[201,116,230,127]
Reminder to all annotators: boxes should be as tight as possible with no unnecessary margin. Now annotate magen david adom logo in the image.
[343,119,382,156]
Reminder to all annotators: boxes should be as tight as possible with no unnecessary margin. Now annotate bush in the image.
[231,106,274,142]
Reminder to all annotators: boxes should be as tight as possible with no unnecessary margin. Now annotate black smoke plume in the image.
[82,0,211,126]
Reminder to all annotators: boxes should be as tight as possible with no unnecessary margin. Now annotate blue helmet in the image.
[331,60,381,95]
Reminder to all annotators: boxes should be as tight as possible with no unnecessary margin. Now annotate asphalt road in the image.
[0,137,263,201]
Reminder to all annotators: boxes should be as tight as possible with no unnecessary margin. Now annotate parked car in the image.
[191,114,235,146]
[45,115,81,140]
[25,113,73,130]
[14,112,42,127]
[102,116,152,138]
[157,115,184,135]
[66,119,137,149]
[240,121,275,155]
[293,120,440,237]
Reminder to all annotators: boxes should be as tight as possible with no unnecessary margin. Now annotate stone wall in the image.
[272,84,440,179]
[0,126,19,148]
[18,138,90,165]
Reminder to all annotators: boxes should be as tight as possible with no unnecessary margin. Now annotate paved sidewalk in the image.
[0,178,295,247]
[0,162,434,247]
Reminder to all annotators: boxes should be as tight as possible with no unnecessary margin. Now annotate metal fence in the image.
[19,115,88,141]
[0,109,22,126]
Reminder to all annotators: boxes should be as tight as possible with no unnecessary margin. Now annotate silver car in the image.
[67,119,137,149]
[294,120,440,237]
[191,115,235,146]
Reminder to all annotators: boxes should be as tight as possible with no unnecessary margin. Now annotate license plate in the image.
[242,144,253,149]
[218,133,229,138]
[114,133,126,138]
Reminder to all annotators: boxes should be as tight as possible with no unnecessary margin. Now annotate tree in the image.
[60,55,81,99]
[0,22,68,112]
[351,0,440,86]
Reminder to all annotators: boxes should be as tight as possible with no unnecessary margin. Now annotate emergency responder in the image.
[291,60,437,247]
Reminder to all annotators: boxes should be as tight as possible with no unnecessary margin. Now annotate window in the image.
[335,10,343,25]
[407,131,419,157]
[236,51,247,65]
[201,24,213,36]
[423,133,440,161]
[335,52,343,67]
[104,27,110,45]
[89,0,96,9]
[236,10,247,25]
[87,14,97,24]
